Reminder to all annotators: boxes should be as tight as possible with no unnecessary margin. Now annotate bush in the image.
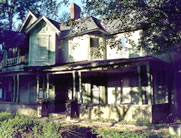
[33,120,61,138]
[0,115,37,137]
[0,113,61,137]
[0,112,15,122]
[0,112,174,137]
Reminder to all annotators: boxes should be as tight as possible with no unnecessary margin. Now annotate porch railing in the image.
[7,57,19,66]
[3,56,25,67]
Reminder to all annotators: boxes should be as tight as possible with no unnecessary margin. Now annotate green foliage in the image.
[0,112,61,137]
[0,0,67,30]
[0,112,14,122]
[0,115,37,137]
[0,112,174,137]
[82,0,181,54]
[33,121,61,138]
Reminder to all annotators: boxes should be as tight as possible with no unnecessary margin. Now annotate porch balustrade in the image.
[3,56,25,67]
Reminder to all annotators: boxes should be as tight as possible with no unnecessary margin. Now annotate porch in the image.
[46,56,172,123]
[0,56,172,122]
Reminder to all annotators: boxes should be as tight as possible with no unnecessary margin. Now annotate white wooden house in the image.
[0,3,175,123]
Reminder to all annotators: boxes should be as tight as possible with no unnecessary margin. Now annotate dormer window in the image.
[35,35,50,61]
[90,38,102,60]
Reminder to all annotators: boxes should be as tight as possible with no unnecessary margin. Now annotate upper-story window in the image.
[35,35,50,61]
[90,38,102,60]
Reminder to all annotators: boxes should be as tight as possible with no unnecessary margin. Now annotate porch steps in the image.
[49,112,66,120]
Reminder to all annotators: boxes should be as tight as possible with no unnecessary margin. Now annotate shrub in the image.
[0,114,62,137]
[0,112,15,122]
[0,115,37,137]
[33,120,61,138]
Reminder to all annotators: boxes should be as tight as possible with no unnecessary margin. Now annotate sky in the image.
[60,0,83,15]
[15,0,84,30]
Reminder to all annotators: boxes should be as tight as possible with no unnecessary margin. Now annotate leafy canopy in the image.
[0,0,69,30]
[82,0,181,54]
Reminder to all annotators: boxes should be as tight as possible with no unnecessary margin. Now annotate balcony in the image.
[2,56,25,67]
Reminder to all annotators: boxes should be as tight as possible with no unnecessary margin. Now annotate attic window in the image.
[90,38,99,48]
[90,38,102,60]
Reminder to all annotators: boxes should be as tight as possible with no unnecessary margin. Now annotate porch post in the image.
[16,74,20,103]
[78,71,83,103]
[72,71,76,100]
[153,72,157,105]
[46,74,49,99]
[120,80,123,103]
[3,78,7,100]
[165,71,169,103]
[137,65,142,105]
[36,75,39,101]
[13,75,16,102]
[146,64,153,105]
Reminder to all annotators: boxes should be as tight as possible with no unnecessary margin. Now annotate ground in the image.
[0,112,178,137]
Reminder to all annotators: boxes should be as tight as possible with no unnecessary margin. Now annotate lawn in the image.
[0,112,176,137]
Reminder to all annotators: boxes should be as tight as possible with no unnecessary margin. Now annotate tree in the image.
[58,11,70,23]
[82,0,181,54]
[82,0,181,119]
[0,0,69,30]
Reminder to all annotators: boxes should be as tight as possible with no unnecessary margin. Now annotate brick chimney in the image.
[70,3,81,20]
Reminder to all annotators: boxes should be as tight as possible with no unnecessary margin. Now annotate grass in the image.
[0,112,177,137]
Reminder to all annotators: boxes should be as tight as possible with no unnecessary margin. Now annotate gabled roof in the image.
[0,30,27,49]
[60,16,108,38]
[25,16,60,34]
[19,11,39,32]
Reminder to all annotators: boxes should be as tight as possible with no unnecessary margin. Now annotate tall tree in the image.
[0,0,69,30]
[82,0,181,54]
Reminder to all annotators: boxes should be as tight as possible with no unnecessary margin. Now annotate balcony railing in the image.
[7,57,19,66]
[2,56,25,67]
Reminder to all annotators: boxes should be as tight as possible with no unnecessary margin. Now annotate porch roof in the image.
[25,56,168,73]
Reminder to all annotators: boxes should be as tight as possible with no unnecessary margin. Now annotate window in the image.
[38,76,47,99]
[90,38,101,60]
[36,36,49,61]
[90,38,99,48]
[0,88,2,99]
[0,44,2,50]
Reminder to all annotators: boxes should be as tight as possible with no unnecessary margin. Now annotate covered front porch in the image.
[0,56,172,123]
[46,56,172,123]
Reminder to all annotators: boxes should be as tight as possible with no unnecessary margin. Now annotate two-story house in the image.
[0,3,173,123]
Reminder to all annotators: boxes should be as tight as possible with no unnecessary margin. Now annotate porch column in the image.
[146,64,153,105]
[165,71,169,103]
[137,65,142,105]
[72,71,76,100]
[78,71,83,103]
[36,75,39,101]
[120,80,123,103]
[16,74,20,103]
[153,72,157,105]
[46,74,49,99]
[13,75,16,102]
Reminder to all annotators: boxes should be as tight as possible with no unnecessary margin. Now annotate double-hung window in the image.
[36,35,49,61]
[90,38,100,60]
